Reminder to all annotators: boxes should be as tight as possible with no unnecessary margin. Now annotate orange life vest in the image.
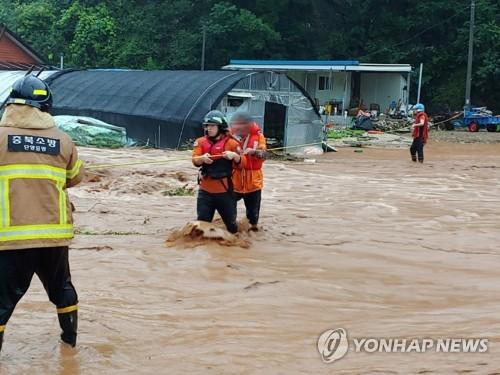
[240,123,264,171]
[200,136,232,179]
[413,112,429,143]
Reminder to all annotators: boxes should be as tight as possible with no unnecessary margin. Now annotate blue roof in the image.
[229,59,360,66]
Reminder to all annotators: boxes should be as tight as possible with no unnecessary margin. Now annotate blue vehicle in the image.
[463,107,500,132]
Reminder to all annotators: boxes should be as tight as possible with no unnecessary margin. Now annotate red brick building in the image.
[0,24,47,69]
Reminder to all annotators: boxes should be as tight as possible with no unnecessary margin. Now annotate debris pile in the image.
[374,117,412,132]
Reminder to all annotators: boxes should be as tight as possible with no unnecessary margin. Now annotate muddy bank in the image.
[431,128,500,144]
[329,128,500,150]
[0,143,499,374]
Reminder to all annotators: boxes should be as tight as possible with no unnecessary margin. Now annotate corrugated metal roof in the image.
[224,60,412,73]
[230,59,360,66]
[0,61,52,70]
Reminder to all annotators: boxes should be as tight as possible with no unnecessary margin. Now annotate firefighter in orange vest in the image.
[230,112,267,232]
[0,75,84,352]
[410,103,429,163]
[192,110,245,234]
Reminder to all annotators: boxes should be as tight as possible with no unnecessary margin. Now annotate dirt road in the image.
[1,142,499,374]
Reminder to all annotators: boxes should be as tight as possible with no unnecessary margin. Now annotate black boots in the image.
[58,310,78,347]
[0,311,77,352]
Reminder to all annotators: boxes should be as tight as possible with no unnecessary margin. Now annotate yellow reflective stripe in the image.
[1,224,72,230]
[67,160,83,180]
[56,181,67,225]
[0,179,9,228]
[57,305,78,314]
[33,89,47,96]
[14,99,26,104]
[0,164,66,174]
[0,224,73,242]
[0,164,66,182]
[0,324,6,333]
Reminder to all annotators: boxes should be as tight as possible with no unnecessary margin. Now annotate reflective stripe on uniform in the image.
[57,304,78,314]
[0,164,66,182]
[67,160,83,180]
[0,224,73,242]
[0,164,74,242]
[57,181,67,225]
[0,179,9,228]
[0,324,5,332]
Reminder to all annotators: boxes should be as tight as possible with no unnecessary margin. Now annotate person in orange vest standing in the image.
[0,75,84,352]
[192,110,245,234]
[230,112,267,232]
[410,103,429,163]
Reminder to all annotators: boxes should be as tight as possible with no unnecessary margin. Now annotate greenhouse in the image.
[0,69,323,150]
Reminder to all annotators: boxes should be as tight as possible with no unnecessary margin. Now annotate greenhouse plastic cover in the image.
[54,115,127,148]
[46,70,253,148]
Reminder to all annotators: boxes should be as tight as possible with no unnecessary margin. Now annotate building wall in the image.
[0,33,38,63]
[287,71,352,110]
[359,73,407,112]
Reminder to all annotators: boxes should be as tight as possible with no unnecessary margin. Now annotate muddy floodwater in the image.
[1,142,499,374]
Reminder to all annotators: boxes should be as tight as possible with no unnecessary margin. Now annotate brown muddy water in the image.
[0,142,499,374]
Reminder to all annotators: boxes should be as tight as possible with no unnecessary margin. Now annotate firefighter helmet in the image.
[7,75,53,112]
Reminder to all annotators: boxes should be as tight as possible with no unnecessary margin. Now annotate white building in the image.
[223,60,412,115]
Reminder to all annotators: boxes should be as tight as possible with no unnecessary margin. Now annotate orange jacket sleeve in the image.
[192,137,204,166]
[227,138,246,169]
[258,134,267,151]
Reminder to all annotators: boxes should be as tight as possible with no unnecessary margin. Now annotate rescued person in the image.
[230,112,267,231]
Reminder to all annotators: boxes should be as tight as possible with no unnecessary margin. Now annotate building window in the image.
[318,76,332,91]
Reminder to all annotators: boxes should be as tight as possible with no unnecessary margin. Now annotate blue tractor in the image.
[463,107,500,132]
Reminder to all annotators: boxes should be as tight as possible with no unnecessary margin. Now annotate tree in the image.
[204,2,280,68]
[0,0,498,112]
[57,2,117,68]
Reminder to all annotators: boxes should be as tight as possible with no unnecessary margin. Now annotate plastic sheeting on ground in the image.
[54,115,127,148]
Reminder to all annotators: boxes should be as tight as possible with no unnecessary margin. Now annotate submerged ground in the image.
[0,135,499,374]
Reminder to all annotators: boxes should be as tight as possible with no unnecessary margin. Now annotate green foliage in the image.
[58,2,117,67]
[328,129,366,140]
[10,0,57,58]
[161,185,195,196]
[204,2,280,67]
[1,0,499,112]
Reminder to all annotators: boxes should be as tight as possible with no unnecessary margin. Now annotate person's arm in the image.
[223,140,245,167]
[192,139,212,167]
[222,150,241,163]
[255,134,268,160]
[412,115,426,128]
[66,143,85,188]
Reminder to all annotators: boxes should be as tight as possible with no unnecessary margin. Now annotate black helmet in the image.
[7,75,53,112]
[203,110,228,131]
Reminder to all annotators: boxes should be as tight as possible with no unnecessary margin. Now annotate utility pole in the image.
[417,63,423,104]
[201,24,206,71]
[465,0,475,108]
